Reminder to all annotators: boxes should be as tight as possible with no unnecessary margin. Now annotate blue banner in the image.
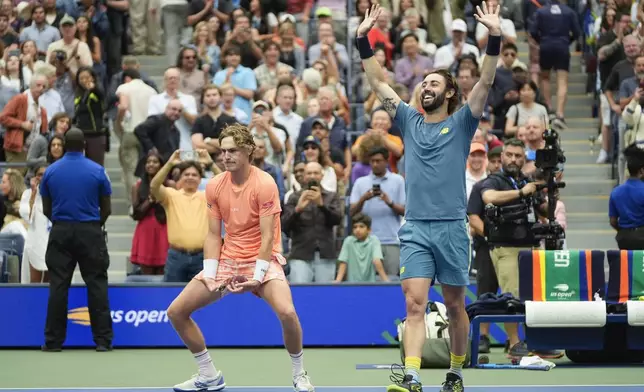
[0,284,507,347]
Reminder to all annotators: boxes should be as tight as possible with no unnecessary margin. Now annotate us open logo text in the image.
[68,307,169,327]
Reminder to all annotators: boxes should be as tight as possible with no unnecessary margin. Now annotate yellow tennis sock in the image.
[404,356,421,383]
[448,352,466,378]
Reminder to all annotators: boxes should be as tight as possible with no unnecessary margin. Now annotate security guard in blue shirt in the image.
[39,128,113,352]
[609,144,644,249]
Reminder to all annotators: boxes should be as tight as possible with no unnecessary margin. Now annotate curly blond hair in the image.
[219,123,256,158]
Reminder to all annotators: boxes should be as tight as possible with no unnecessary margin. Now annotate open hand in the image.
[474,1,501,36]
[357,4,382,37]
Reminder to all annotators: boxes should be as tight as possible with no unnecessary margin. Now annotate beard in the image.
[503,163,521,176]
[421,89,447,113]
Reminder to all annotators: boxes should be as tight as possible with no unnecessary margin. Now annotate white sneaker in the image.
[293,371,315,392]
[596,149,608,164]
[173,372,226,392]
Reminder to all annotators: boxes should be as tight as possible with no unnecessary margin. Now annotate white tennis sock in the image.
[194,349,217,379]
[290,351,305,377]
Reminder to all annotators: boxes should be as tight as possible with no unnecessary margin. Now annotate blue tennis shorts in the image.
[398,219,471,286]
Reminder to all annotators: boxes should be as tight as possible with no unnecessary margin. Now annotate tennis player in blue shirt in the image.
[357,3,502,391]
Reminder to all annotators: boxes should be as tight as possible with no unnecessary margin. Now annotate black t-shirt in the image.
[188,0,214,25]
[237,40,260,69]
[480,173,536,247]
[191,113,237,140]
[467,179,487,247]
[597,31,625,88]
[603,58,635,93]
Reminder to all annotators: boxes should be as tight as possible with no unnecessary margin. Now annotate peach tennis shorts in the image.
[194,254,287,294]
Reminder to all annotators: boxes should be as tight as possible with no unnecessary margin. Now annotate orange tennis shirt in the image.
[205,166,282,261]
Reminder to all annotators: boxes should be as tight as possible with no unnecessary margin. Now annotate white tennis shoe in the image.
[293,371,315,391]
[173,371,226,392]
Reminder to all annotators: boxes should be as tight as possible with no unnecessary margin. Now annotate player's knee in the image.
[276,304,298,325]
[167,301,190,324]
[442,290,466,316]
[405,294,426,321]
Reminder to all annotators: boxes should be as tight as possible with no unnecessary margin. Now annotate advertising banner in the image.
[0,284,509,347]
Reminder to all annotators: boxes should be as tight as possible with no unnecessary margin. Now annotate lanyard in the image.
[500,169,522,190]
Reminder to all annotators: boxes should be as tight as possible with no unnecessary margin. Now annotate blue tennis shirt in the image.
[394,102,479,220]
[40,152,112,222]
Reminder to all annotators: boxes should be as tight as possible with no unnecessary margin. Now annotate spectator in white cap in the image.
[433,19,480,70]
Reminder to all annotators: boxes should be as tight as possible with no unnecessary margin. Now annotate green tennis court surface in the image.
[0,348,641,390]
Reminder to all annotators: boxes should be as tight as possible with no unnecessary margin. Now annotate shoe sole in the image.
[386,386,415,392]
[173,382,226,392]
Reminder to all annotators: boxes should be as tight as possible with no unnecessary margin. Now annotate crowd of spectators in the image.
[0,0,639,287]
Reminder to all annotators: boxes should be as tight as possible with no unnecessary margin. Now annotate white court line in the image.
[1,386,643,390]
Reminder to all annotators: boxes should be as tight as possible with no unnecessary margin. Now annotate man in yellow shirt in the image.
[150,149,209,282]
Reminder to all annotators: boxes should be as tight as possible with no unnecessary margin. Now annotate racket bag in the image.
[397,301,472,368]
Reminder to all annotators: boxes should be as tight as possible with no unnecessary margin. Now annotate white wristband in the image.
[253,259,270,282]
[203,259,219,279]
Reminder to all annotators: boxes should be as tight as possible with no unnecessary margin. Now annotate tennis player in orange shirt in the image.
[167,124,315,392]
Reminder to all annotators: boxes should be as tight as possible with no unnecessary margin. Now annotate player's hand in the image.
[228,279,261,294]
[356,4,382,38]
[474,1,501,36]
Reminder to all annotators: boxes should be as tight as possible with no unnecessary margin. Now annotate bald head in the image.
[304,161,323,184]
[64,128,85,152]
[165,99,183,121]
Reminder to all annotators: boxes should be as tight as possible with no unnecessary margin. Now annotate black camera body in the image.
[533,128,567,250]
[535,128,566,171]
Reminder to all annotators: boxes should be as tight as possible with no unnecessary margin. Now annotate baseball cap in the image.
[470,142,487,155]
[278,13,296,24]
[488,146,503,159]
[60,14,75,26]
[252,100,271,111]
[315,7,332,17]
[512,60,528,72]
[451,19,467,33]
[311,118,329,130]
[302,135,321,148]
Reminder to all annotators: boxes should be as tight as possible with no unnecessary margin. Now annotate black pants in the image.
[44,221,112,348]
[616,227,644,250]
[475,241,499,297]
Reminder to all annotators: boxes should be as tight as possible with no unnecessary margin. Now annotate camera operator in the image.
[480,138,542,358]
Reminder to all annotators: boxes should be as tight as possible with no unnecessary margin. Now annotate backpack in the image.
[397,301,471,368]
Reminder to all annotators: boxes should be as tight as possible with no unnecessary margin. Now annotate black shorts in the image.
[475,242,499,297]
[539,46,571,72]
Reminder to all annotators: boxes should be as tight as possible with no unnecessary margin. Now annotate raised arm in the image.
[356,5,401,118]
[150,150,181,203]
[468,2,502,118]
